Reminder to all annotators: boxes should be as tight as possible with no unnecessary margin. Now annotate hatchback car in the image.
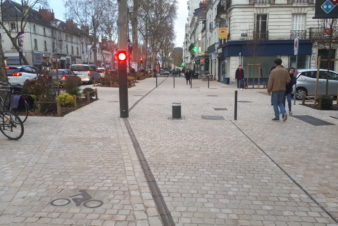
[70,64,100,84]
[50,69,79,86]
[295,69,338,99]
[5,65,40,86]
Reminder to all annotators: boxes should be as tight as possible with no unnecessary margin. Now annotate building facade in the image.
[0,0,113,69]
[184,0,338,83]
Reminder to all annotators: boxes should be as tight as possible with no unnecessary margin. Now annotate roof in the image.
[1,0,89,37]
[1,0,52,28]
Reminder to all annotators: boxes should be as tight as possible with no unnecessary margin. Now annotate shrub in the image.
[22,75,56,101]
[55,93,75,107]
[64,76,81,96]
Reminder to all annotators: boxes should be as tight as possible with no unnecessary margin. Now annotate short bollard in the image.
[172,102,181,119]
[208,75,210,88]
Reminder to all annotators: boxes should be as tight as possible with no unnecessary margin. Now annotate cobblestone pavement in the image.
[0,77,337,226]
[127,77,338,226]
[0,81,165,226]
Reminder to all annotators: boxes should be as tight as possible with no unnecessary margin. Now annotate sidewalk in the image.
[0,77,337,226]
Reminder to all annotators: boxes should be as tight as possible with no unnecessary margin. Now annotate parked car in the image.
[50,69,79,86]
[159,69,170,76]
[97,67,106,78]
[295,69,338,99]
[70,64,100,84]
[5,65,40,86]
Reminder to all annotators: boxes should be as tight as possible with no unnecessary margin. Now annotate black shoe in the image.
[272,118,279,121]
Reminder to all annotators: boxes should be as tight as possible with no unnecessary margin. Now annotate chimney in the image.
[39,9,55,21]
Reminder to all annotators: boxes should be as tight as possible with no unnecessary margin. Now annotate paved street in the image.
[0,77,338,226]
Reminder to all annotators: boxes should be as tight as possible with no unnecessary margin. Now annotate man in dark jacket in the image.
[235,65,244,88]
[267,59,290,121]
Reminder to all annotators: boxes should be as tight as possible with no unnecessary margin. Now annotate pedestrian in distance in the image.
[235,65,244,89]
[283,67,297,115]
[185,69,191,85]
[267,58,291,121]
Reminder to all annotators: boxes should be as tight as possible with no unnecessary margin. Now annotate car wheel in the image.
[296,87,307,100]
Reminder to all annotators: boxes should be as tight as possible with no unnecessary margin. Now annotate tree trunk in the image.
[1,28,29,65]
[131,0,139,63]
[0,40,8,82]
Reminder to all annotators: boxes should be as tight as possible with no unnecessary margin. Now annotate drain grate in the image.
[238,100,252,103]
[202,115,225,120]
[294,115,335,126]
[214,108,227,111]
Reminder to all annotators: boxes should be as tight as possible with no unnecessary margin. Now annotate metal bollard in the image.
[173,75,175,88]
[208,75,210,89]
[234,90,238,120]
[172,102,181,119]
[190,78,192,89]
[156,76,158,88]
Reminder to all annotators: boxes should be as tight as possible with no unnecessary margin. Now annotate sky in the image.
[47,0,188,47]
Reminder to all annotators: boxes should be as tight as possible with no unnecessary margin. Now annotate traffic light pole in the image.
[118,0,129,118]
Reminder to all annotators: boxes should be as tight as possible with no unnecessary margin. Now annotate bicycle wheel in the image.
[83,199,103,208]
[50,198,71,206]
[0,111,24,140]
[13,99,29,123]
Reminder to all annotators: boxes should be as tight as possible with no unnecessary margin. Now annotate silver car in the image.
[295,69,338,99]
[70,64,100,84]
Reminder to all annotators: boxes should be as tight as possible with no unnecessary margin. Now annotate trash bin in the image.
[223,77,230,84]
[172,102,181,119]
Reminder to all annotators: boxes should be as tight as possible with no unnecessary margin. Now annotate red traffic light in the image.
[116,50,128,62]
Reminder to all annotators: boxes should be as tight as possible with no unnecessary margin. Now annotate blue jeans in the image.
[283,93,292,112]
[271,91,286,119]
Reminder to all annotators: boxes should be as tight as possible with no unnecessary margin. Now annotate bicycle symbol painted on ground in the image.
[50,190,103,208]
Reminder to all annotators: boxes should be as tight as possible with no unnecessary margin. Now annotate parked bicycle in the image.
[50,190,103,208]
[0,110,24,140]
[0,81,31,123]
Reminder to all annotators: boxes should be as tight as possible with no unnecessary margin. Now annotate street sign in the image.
[218,28,228,39]
[315,0,338,18]
[294,37,299,56]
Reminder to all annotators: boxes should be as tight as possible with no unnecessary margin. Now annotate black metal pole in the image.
[208,75,210,88]
[234,90,238,120]
[173,75,175,88]
[190,78,192,89]
[119,61,129,118]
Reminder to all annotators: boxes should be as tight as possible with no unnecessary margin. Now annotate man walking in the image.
[267,59,290,121]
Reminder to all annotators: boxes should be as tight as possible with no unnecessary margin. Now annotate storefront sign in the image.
[315,0,338,18]
[218,28,228,39]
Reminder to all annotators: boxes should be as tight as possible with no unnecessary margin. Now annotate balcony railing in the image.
[287,0,314,4]
[253,31,269,40]
[309,27,338,41]
[290,30,307,39]
[249,0,275,4]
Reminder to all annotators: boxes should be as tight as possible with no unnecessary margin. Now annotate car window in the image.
[88,66,96,71]
[326,72,338,80]
[301,71,316,78]
[71,65,89,71]
[319,71,333,79]
[22,66,34,73]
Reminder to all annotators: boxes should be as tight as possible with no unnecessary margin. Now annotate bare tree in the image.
[137,0,177,68]
[0,0,48,65]
[65,0,117,65]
